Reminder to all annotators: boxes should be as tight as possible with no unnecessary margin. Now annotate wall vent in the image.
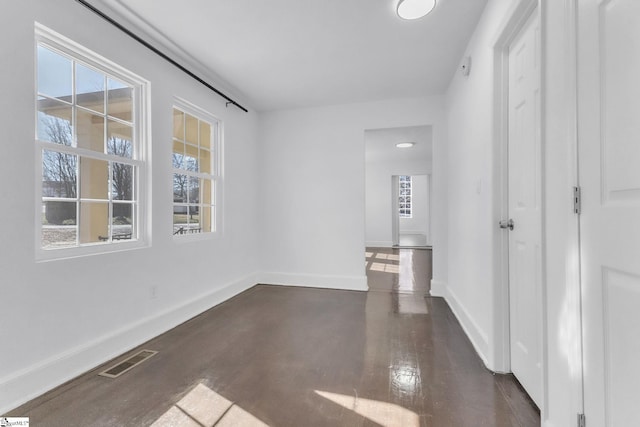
[99,350,158,378]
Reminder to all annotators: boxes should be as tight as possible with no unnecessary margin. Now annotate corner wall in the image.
[258,97,447,291]
[0,1,260,412]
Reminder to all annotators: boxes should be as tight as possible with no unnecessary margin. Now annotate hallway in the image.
[9,250,539,426]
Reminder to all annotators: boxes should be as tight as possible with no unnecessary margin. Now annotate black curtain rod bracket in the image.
[75,0,248,113]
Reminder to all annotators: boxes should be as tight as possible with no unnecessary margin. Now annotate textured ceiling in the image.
[96,0,487,111]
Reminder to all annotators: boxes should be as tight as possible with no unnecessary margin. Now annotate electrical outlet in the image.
[150,285,157,299]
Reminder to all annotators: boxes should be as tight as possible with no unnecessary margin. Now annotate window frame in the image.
[35,24,150,261]
[171,97,223,242]
[399,175,412,219]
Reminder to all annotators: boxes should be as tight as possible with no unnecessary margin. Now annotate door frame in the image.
[493,0,540,375]
[492,0,556,412]
[493,0,584,420]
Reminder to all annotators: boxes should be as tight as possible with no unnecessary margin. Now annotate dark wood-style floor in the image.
[8,248,539,426]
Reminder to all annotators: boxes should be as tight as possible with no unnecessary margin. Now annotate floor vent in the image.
[99,350,158,378]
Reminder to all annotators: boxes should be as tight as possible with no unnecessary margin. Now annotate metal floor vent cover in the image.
[99,350,158,378]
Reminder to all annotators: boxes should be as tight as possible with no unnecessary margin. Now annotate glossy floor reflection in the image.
[366,247,431,295]
[9,250,539,426]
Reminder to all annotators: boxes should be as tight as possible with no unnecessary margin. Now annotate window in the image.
[36,26,147,257]
[172,102,220,237]
[399,175,412,218]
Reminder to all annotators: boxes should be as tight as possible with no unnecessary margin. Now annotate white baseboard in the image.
[0,273,259,414]
[260,272,368,292]
[365,241,393,248]
[442,286,490,368]
[429,279,447,297]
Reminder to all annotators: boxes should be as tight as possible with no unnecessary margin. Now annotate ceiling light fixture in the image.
[396,0,436,20]
[396,142,416,148]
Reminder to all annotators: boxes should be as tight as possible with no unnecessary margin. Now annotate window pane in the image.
[173,205,188,233]
[199,120,211,149]
[185,143,198,171]
[201,206,212,233]
[79,201,109,244]
[80,157,108,199]
[76,63,105,113]
[112,163,133,200]
[37,97,72,145]
[107,120,132,158]
[77,109,105,152]
[173,174,187,202]
[36,37,143,253]
[188,205,200,231]
[200,148,211,174]
[107,78,132,122]
[42,201,76,225]
[37,46,72,101]
[42,201,77,249]
[202,179,212,205]
[112,203,133,240]
[188,177,200,204]
[42,150,77,198]
[172,139,184,169]
[172,105,218,237]
[173,109,184,140]
[185,114,198,145]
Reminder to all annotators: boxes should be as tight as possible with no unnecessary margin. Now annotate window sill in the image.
[36,239,149,262]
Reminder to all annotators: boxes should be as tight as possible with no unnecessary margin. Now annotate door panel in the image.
[508,9,542,406]
[578,0,640,425]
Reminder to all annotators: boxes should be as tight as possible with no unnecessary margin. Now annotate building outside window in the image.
[172,102,220,237]
[36,25,147,257]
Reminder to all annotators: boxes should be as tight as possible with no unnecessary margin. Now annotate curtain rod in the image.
[75,0,248,113]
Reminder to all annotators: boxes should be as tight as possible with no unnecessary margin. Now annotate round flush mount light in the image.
[397,0,436,20]
[396,142,416,148]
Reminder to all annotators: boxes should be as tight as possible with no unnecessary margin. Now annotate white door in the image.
[578,1,640,425]
[506,9,542,406]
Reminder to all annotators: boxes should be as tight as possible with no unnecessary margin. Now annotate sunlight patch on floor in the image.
[375,253,400,261]
[370,262,400,273]
[152,382,268,427]
[314,390,419,427]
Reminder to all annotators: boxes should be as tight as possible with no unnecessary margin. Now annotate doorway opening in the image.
[364,125,432,249]
[393,174,431,248]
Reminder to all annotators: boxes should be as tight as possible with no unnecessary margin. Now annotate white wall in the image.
[258,97,447,291]
[441,0,511,372]
[0,1,260,412]
[399,175,429,236]
[444,0,583,426]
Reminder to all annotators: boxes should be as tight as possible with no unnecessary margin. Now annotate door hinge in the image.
[578,413,586,427]
[573,186,581,215]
